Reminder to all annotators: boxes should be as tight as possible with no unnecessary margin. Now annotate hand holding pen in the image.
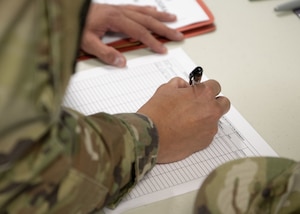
[138,67,230,163]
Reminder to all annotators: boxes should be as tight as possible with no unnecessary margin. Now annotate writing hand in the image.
[138,77,230,163]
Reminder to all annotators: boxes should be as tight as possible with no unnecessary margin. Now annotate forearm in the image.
[68,109,159,208]
[0,107,158,212]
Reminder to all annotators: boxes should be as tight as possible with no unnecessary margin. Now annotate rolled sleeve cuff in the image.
[115,113,159,181]
[106,113,159,208]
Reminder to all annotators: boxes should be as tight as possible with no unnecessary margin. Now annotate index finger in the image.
[124,9,184,41]
[109,12,168,53]
[117,9,184,52]
[167,77,189,88]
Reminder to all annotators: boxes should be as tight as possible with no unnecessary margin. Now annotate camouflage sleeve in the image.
[0,108,158,213]
[60,108,159,210]
[0,0,159,213]
[194,157,300,214]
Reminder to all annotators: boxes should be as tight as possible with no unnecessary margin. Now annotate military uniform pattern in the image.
[194,157,300,214]
[0,0,158,213]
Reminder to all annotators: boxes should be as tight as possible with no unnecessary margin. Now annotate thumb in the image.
[167,77,189,88]
[81,32,127,67]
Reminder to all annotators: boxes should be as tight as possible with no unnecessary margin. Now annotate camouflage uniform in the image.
[0,0,158,213]
[194,157,300,214]
[1,1,300,214]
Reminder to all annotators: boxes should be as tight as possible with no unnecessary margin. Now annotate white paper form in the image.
[63,48,278,214]
[92,0,209,44]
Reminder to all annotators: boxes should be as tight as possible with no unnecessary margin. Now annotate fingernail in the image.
[167,13,177,20]
[156,45,167,53]
[175,31,184,40]
[113,56,126,67]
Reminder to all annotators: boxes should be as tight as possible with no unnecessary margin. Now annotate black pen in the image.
[189,66,203,85]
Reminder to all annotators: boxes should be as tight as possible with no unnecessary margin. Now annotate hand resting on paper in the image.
[81,3,184,67]
[138,77,231,163]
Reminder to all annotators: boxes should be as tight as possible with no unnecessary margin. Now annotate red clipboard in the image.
[79,0,215,60]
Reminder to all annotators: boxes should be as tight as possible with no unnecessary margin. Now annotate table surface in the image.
[76,0,300,213]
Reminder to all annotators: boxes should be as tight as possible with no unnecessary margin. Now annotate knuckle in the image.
[209,79,220,86]
[208,79,221,89]
[157,82,168,91]
[104,7,123,20]
[210,126,219,136]
[142,15,155,26]
[204,104,223,121]
[135,29,148,41]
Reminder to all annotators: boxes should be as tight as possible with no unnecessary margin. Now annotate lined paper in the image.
[63,48,277,214]
[64,51,191,115]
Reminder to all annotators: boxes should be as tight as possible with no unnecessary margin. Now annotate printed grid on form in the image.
[63,59,187,115]
[63,52,264,211]
[120,116,260,201]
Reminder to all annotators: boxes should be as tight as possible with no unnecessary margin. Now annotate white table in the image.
[77,0,300,213]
